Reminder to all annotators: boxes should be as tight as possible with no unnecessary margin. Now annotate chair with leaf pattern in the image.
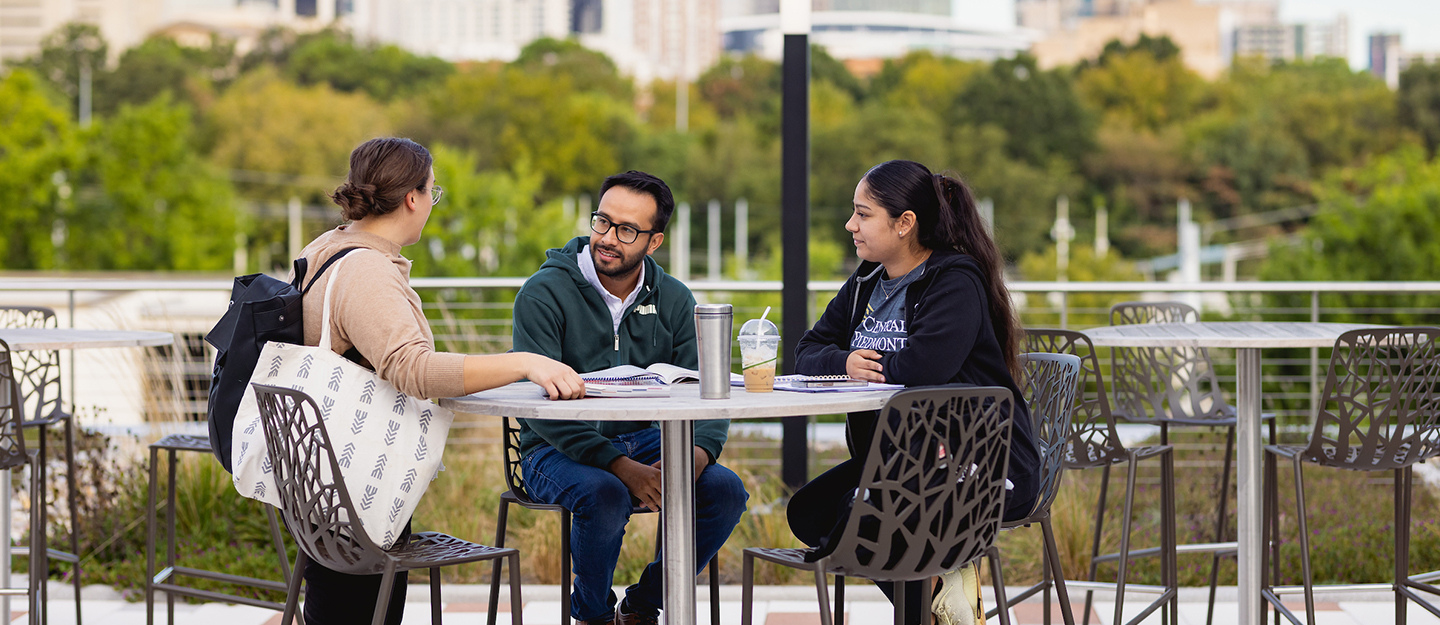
[0,338,50,625]
[741,385,1020,625]
[252,383,522,625]
[1262,327,1440,625]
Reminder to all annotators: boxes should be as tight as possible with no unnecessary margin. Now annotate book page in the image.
[644,363,700,384]
[582,364,658,382]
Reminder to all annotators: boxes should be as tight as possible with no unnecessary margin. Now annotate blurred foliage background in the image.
[6,24,1440,285]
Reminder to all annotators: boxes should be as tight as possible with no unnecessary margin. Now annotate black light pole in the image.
[780,0,810,491]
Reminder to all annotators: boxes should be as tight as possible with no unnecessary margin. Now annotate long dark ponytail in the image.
[862,160,1023,380]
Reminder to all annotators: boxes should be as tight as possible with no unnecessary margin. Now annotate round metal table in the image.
[441,382,899,625]
[1083,321,1378,625]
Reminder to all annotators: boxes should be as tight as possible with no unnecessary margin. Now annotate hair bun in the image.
[332,181,379,221]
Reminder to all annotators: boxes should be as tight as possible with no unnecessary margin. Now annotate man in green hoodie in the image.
[511,171,748,625]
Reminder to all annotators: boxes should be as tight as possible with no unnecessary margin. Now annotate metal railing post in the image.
[69,289,77,413]
[1311,290,1320,419]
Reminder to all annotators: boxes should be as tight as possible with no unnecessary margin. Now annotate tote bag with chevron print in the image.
[230,251,455,548]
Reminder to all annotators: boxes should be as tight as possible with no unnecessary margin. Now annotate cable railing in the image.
[5,277,1439,464]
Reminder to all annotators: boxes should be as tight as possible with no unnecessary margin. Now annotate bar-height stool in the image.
[0,306,84,624]
[1023,329,1178,625]
[1108,301,1275,625]
[487,417,721,625]
[986,353,1083,625]
[0,339,50,625]
[145,433,293,624]
[1262,327,1440,625]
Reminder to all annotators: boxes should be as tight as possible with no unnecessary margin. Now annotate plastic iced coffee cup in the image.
[738,317,780,393]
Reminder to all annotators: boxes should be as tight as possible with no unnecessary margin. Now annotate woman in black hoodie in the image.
[789,160,1039,625]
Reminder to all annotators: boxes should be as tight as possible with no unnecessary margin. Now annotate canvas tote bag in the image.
[231,250,455,548]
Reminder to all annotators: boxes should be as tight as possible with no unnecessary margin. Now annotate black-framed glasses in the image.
[421,185,444,206]
[590,212,660,244]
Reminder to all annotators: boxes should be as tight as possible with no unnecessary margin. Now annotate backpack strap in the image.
[301,247,363,295]
[317,250,366,355]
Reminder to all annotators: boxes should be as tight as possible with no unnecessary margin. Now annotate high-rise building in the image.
[575,0,720,82]
[1234,16,1347,63]
[720,0,1031,67]
[1369,32,1401,87]
[349,0,569,62]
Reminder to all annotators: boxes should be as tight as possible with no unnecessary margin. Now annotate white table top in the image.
[440,382,899,421]
[1082,321,1382,349]
[0,328,174,351]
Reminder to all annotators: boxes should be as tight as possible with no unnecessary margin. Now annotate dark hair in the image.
[331,137,433,221]
[861,159,1023,380]
[598,170,676,232]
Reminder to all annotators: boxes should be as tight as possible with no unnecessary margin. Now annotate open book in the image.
[581,364,745,397]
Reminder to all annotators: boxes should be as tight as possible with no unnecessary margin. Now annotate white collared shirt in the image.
[577,245,645,333]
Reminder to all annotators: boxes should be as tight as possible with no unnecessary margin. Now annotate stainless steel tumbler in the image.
[695,304,733,399]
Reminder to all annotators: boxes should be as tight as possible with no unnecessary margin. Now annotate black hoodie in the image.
[795,249,1040,521]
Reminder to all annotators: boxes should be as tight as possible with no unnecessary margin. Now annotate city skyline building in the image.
[1232,15,1348,63]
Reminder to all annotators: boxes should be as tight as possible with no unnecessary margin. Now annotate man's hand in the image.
[526,353,586,400]
[609,456,662,511]
[846,349,886,382]
[650,446,711,483]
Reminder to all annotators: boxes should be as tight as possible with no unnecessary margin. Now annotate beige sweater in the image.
[295,226,466,400]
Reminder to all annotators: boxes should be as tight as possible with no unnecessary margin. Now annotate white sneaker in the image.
[932,561,984,625]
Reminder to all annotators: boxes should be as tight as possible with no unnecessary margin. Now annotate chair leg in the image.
[1083,463,1113,625]
[432,567,443,624]
[372,561,398,625]
[1206,426,1235,625]
[1263,451,1278,625]
[266,505,291,584]
[814,566,834,625]
[710,556,721,625]
[1163,446,1179,625]
[561,509,572,625]
[893,579,905,625]
[742,551,755,625]
[1396,467,1411,625]
[1112,457,1141,625]
[37,430,48,625]
[30,458,44,625]
[145,447,159,625]
[282,550,309,625]
[509,552,525,625]
[1292,458,1315,625]
[987,549,1013,625]
[488,499,511,625]
[836,575,845,625]
[165,449,178,625]
[1041,516,1076,625]
[62,417,81,625]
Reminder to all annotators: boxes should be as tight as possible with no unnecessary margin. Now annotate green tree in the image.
[1399,60,1440,155]
[513,37,632,100]
[1261,146,1440,324]
[0,69,80,269]
[96,35,235,115]
[18,22,106,118]
[1018,244,1142,327]
[1077,48,1205,131]
[242,28,452,101]
[65,97,235,270]
[870,51,982,122]
[956,54,1097,168]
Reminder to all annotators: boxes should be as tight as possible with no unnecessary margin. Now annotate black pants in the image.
[302,521,412,625]
[787,460,926,625]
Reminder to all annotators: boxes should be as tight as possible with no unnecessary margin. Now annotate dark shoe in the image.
[614,598,660,625]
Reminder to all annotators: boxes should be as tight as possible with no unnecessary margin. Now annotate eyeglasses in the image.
[590,212,660,244]
[422,185,444,206]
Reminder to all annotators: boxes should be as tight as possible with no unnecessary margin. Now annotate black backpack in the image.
[204,248,359,471]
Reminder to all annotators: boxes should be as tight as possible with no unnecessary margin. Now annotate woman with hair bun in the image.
[296,137,586,624]
[789,160,1041,625]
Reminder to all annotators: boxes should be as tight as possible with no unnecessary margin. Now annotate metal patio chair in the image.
[741,385,1020,625]
[1024,329,1178,625]
[1108,301,1274,625]
[0,338,50,625]
[985,353,1082,625]
[1262,327,1440,625]
[0,306,83,624]
[252,384,522,625]
[486,416,721,625]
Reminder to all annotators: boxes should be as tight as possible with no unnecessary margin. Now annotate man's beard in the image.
[592,243,644,278]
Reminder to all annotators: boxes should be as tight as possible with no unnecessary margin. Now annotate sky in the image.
[953,0,1440,70]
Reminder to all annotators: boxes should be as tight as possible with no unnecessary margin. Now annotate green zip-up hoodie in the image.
[511,236,730,468]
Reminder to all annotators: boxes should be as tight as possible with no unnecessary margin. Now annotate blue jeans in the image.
[521,427,749,622]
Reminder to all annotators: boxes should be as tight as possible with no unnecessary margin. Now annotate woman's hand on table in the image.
[846,349,887,382]
[527,354,586,400]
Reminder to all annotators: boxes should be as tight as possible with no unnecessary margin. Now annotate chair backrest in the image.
[1016,352,1082,521]
[1302,328,1440,470]
[500,417,535,503]
[1108,301,1232,423]
[0,341,30,471]
[0,307,63,423]
[252,383,389,576]
[824,385,1016,582]
[1023,329,1127,467]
